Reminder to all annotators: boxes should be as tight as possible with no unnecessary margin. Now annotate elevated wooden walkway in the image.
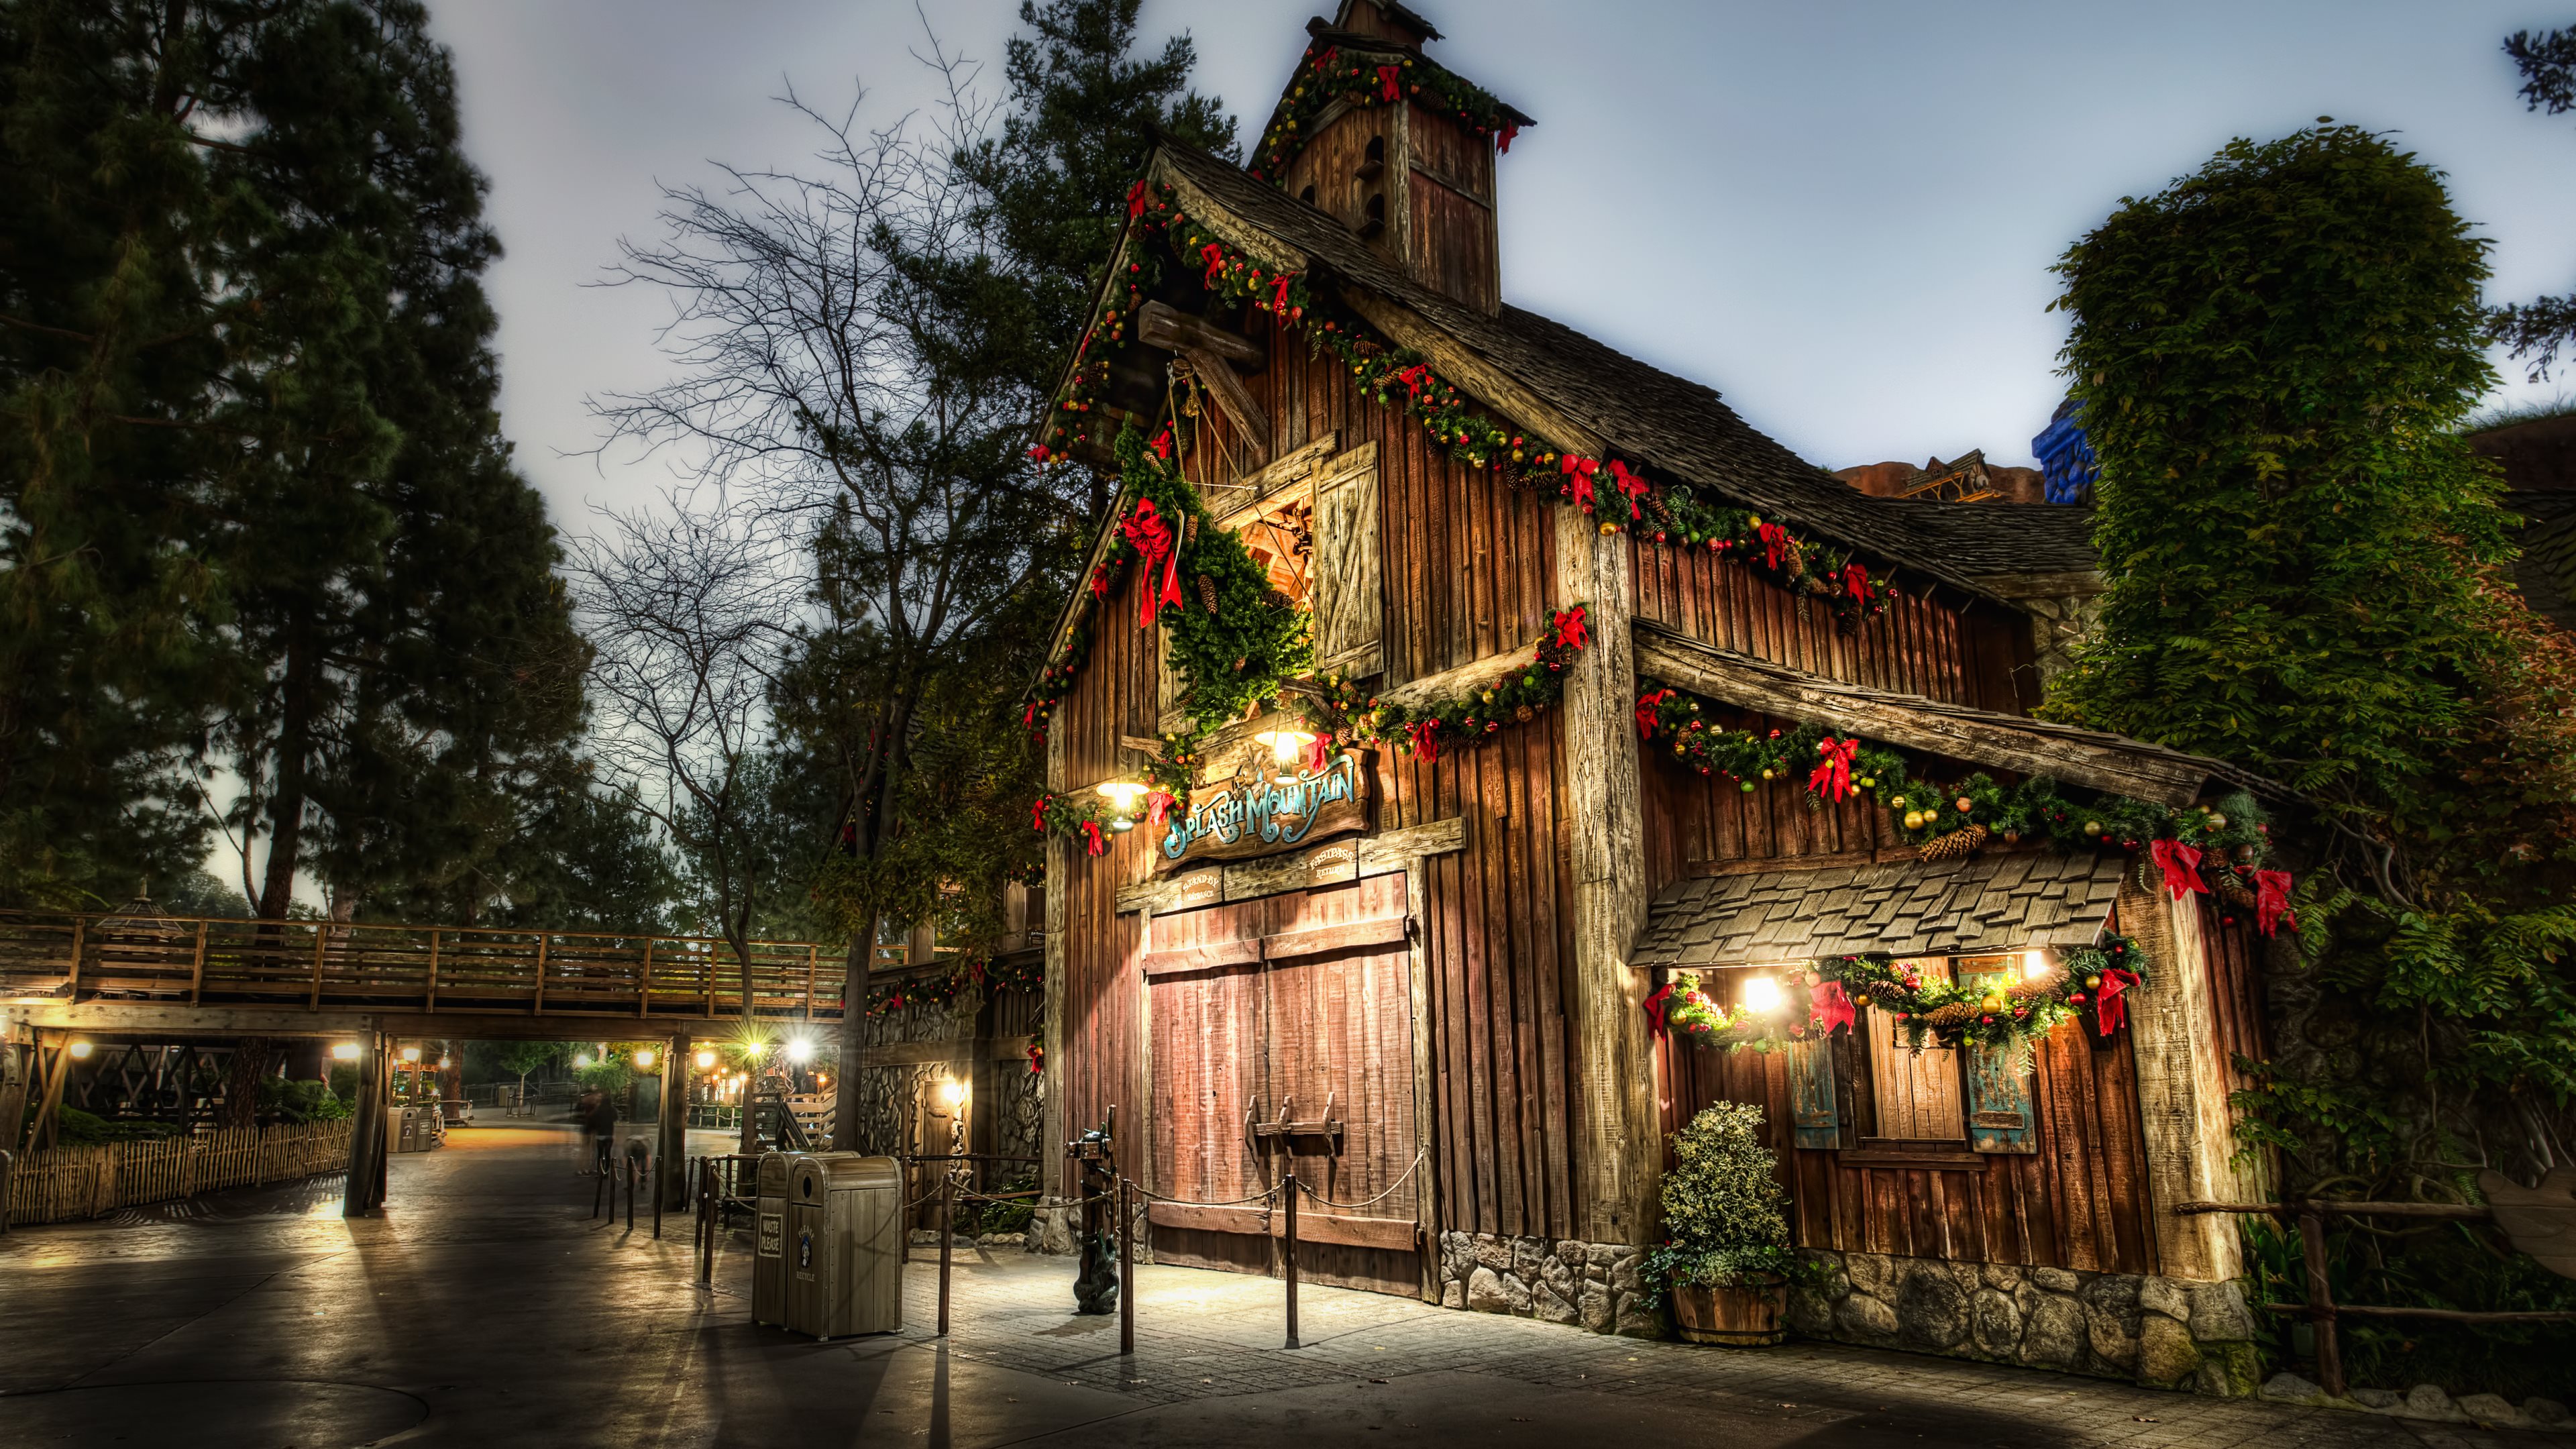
[0,909,911,1039]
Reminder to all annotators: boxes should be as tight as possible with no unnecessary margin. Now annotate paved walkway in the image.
[0,1124,2561,1448]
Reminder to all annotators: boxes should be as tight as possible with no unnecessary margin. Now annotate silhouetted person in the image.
[578,1089,616,1175]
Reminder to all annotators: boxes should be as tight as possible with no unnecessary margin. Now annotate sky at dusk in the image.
[431,1,2576,535]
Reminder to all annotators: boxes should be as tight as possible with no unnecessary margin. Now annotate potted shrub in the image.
[1644,1101,1801,1346]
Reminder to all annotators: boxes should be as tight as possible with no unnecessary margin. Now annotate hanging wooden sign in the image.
[1156,751,1368,871]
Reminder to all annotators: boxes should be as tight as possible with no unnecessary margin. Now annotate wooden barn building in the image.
[1028,1,2279,1395]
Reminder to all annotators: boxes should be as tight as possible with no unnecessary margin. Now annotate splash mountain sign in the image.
[1157,750,1368,871]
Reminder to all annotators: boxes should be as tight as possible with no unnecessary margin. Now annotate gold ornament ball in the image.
[2207,812,2229,829]
[2084,974,2102,989]
[1851,993,1871,1008]
[1760,768,1774,780]
[1902,810,1925,830]
[1979,992,2004,1013]
[2082,820,2103,835]
[1889,796,1908,810]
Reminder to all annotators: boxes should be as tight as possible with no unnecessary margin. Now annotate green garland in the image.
[1249,42,1523,188]
[1635,682,2279,874]
[1299,604,1592,761]
[1304,314,1896,629]
[1651,936,2150,1056]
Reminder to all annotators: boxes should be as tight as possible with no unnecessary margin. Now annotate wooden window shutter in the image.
[1786,1034,1845,1149]
[1309,441,1384,678]
[1957,966,2037,1153]
[1157,619,1187,735]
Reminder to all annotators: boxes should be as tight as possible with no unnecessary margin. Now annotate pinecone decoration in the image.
[1917,822,1990,863]
[1646,491,1676,525]
[1183,514,1198,545]
[2215,874,2258,909]
[1515,704,1535,724]
[1196,574,1219,615]
[1264,587,1296,611]
[1926,1002,1977,1030]
[2006,978,2054,1004]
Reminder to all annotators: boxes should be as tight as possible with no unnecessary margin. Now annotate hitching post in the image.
[1283,1168,1300,1350]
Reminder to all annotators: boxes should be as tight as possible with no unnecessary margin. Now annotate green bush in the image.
[260,1077,349,1123]
[50,1106,181,1146]
[1642,1102,1803,1306]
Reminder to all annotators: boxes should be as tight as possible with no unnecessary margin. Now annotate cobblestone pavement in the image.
[1,1125,2563,1449]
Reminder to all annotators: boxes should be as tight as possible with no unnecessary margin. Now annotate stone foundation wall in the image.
[1789,1249,2262,1397]
[1435,1232,1657,1337]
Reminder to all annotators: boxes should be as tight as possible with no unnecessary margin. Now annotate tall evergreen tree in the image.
[2493,23,2576,378]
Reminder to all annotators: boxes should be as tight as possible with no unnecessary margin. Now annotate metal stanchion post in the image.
[937,1175,954,1337]
[652,1148,662,1239]
[1283,1170,1300,1350]
[627,1150,639,1231]
[697,1159,714,1287]
[593,1161,606,1219]
[1119,1177,1135,1356]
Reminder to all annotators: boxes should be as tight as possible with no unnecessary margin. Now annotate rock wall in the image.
[989,1055,1043,1172]
[843,991,976,1155]
[1788,1250,2263,1397]
[1435,1232,1658,1338]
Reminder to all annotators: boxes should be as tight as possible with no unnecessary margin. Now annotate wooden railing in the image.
[0,910,932,1023]
[5,1118,352,1226]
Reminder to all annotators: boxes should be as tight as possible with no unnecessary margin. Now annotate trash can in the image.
[752,1151,798,1327]
[783,1152,902,1340]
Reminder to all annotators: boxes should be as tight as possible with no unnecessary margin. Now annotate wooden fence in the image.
[5,1119,353,1226]
[0,910,934,1024]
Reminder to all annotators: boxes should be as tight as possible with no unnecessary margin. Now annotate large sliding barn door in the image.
[1143,873,1424,1296]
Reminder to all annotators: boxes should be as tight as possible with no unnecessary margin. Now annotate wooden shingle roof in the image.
[1635,851,2129,968]
[1151,142,2012,598]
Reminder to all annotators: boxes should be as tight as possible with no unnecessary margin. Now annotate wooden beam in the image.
[1180,345,1270,462]
[1144,1199,1416,1252]
[1155,168,1313,277]
[1558,503,1660,1250]
[14,1001,821,1041]
[1371,635,1540,716]
[856,1039,971,1069]
[1116,815,1466,916]
[1338,290,1607,459]
[1136,301,1265,366]
[1356,816,1466,877]
[1631,622,2212,806]
[1208,432,1338,528]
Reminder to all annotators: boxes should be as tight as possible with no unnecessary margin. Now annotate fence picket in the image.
[5,1119,354,1226]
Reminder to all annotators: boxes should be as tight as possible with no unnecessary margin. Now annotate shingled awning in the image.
[1635,852,2130,969]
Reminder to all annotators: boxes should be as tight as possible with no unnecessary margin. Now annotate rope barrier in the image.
[1118,1176,1284,1209]
[1290,1148,1429,1211]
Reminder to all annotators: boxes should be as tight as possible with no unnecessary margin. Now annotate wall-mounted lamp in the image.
[1095,780,1146,811]
[399,1045,422,1064]
[573,1053,592,1068]
[331,1042,362,1061]
[632,1049,655,1071]
[785,1038,814,1064]
[66,1039,93,1060]
[938,1077,968,1108]
[1254,729,1318,780]
[694,1049,717,1070]
[2018,949,2053,983]
[1740,975,1785,1015]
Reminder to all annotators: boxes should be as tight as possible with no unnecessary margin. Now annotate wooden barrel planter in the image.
[1670,1277,1788,1346]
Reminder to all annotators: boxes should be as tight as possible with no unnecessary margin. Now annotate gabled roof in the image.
[1150,140,2012,600]
[1873,499,2102,580]
[2510,490,2576,631]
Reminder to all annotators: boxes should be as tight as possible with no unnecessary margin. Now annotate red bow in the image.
[2149,839,2208,899]
[1022,700,1041,731]
[1392,364,1433,400]
[1811,979,1856,1034]
[1498,123,1518,154]
[1271,273,1297,313]
[1119,498,1185,629]
[1757,521,1792,572]
[1303,732,1332,773]
[1088,567,1109,599]
[1807,736,1860,803]
[1635,688,1675,739]
[1609,459,1649,521]
[1145,791,1174,829]
[1126,179,1147,220]
[1403,720,1442,761]
[1560,454,1599,511]
[1081,820,1107,857]
[1026,1043,1044,1075]
[2095,967,2137,1034]
[1027,443,1050,462]
[1030,796,1051,833]
[1201,241,1227,287]
[1644,982,1674,1034]
[1842,563,1871,601]
[1377,64,1401,101]
[2255,869,2297,936]
[1150,428,1173,460]
[1552,604,1590,651]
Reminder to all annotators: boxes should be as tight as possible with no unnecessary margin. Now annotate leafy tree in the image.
[2491,23,2576,378]
[2047,124,2576,1210]
[0,0,247,907]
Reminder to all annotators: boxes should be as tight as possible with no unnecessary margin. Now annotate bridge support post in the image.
[657,1032,688,1210]
[343,1030,390,1216]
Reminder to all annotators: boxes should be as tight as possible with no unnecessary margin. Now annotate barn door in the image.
[1144,873,1423,1296]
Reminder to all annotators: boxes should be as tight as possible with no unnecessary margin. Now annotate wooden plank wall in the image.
[1656,1006,2158,1276]
[1627,541,2037,715]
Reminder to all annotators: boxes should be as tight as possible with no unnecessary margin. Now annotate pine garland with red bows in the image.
[1249,44,1523,189]
[1298,604,1593,761]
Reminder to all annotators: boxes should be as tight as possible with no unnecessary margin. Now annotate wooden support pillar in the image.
[657,1032,689,1210]
[1554,508,1657,1247]
[343,1030,389,1216]
[1040,723,1071,1210]
[0,1023,34,1158]
[2119,880,2253,1281]
[23,1030,72,1155]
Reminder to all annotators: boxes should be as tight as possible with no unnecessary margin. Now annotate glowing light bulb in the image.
[939,1078,967,1108]
[1741,975,1784,1015]
[633,1049,655,1070]
[66,1040,93,1059]
[695,1049,716,1070]
[2019,949,2052,982]
[786,1038,814,1064]
[399,1046,421,1063]
[331,1042,361,1061]
[574,1053,592,1068]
